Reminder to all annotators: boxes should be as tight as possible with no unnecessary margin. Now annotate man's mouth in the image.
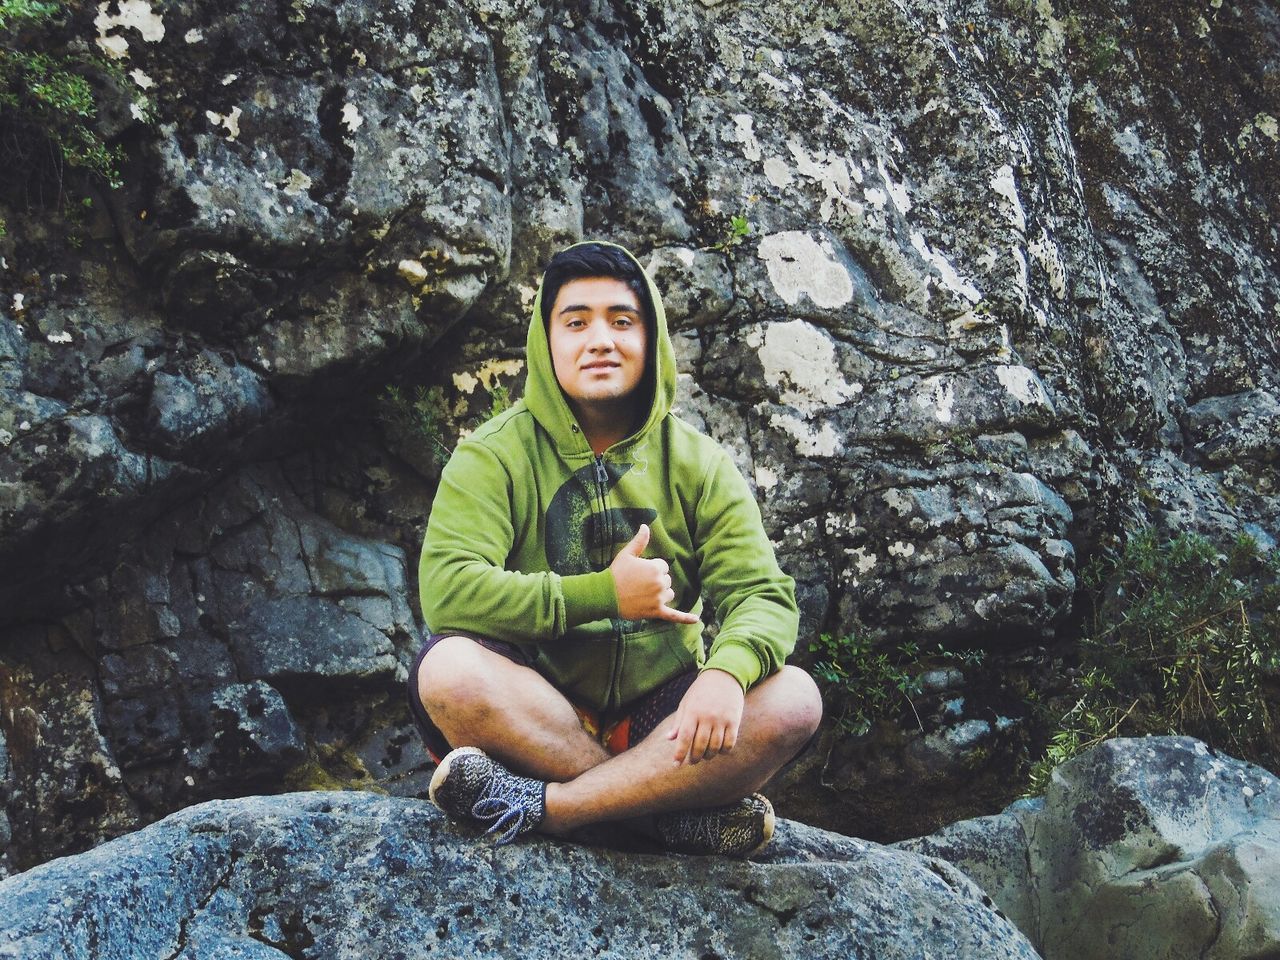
[583,362,620,370]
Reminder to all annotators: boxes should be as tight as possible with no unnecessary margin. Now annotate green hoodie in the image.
[418,242,798,713]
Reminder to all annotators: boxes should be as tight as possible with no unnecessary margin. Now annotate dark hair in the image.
[539,242,655,334]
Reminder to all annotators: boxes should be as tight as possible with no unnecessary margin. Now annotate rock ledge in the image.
[0,792,1039,959]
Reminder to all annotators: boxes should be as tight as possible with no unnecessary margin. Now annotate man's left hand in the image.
[666,669,745,766]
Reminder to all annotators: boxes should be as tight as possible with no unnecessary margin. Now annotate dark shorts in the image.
[406,630,698,764]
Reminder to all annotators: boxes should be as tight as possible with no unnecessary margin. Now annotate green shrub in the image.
[378,384,453,470]
[378,380,515,470]
[0,0,124,228]
[809,631,984,736]
[485,381,512,421]
[1026,529,1280,794]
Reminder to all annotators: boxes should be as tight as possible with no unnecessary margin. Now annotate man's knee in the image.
[752,664,824,748]
[416,635,504,715]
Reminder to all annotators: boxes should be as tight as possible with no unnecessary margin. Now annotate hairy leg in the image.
[417,635,609,781]
[540,665,823,834]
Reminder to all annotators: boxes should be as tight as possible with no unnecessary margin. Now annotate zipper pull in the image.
[595,455,608,484]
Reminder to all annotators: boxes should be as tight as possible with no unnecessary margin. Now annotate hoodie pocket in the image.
[615,622,702,706]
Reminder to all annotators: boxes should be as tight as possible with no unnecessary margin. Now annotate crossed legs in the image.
[416,634,823,835]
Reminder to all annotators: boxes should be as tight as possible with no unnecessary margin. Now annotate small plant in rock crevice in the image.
[485,381,512,421]
[1025,529,1280,795]
[377,384,453,471]
[809,631,985,737]
[378,380,516,472]
[704,213,751,254]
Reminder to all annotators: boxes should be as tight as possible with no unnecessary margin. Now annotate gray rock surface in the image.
[899,736,1280,960]
[0,791,1040,960]
[0,0,1277,868]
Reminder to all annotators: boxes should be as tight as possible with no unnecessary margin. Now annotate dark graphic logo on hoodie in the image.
[546,460,656,635]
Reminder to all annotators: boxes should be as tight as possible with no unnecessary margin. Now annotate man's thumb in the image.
[622,523,650,557]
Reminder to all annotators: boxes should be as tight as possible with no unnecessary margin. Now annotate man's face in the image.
[547,276,648,416]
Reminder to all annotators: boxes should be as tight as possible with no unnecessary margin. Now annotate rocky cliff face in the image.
[1,0,1277,873]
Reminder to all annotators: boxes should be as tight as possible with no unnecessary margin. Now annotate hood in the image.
[523,241,678,456]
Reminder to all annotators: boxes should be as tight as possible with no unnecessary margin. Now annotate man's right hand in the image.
[610,524,701,624]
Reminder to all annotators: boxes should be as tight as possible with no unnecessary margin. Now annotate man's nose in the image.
[586,318,615,350]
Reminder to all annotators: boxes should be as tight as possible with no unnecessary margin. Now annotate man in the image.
[409,241,822,856]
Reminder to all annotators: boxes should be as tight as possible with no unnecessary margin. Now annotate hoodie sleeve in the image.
[419,439,619,643]
[694,450,799,691]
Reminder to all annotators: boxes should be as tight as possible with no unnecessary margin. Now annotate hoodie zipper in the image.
[595,452,624,710]
[593,454,610,566]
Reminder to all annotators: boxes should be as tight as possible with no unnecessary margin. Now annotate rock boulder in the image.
[0,792,1040,959]
[900,736,1280,960]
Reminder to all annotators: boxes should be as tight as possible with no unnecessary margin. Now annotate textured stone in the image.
[901,737,1280,960]
[0,793,1041,960]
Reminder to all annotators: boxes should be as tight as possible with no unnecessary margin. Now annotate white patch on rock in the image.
[755,319,861,412]
[397,259,429,286]
[769,410,842,457]
[991,165,1026,234]
[518,284,538,309]
[221,73,238,86]
[824,512,858,535]
[94,0,165,59]
[910,232,982,303]
[755,71,791,96]
[888,541,916,558]
[849,547,877,574]
[184,28,203,43]
[754,464,778,491]
[341,103,363,134]
[763,156,792,189]
[915,375,956,424]
[281,169,312,196]
[981,103,1006,134]
[11,293,24,313]
[757,232,854,309]
[46,330,73,344]
[1028,229,1068,299]
[451,359,525,394]
[206,106,242,141]
[130,69,155,89]
[780,140,857,222]
[0,429,11,446]
[883,489,913,516]
[996,364,1053,408]
[876,155,912,214]
[1010,246,1030,306]
[97,34,129,58]
[730,114,762,162]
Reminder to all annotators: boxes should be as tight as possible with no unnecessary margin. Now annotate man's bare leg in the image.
[539,665,822,834]
[417,634,609,781]
[419,636,823,830]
